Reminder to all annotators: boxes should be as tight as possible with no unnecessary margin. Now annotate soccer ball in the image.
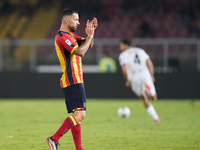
[117,106,131,118]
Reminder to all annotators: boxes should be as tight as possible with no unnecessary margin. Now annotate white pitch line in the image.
[6,136,13,138]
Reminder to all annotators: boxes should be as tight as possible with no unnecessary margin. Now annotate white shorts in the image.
[130,70,156,97]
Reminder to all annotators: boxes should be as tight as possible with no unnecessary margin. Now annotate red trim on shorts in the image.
[144,83,151,92]
[73,108,85,112]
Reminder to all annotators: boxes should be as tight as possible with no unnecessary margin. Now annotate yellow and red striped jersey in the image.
[55,30,85,88]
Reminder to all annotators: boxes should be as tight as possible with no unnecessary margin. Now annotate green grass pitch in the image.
[0,99,200,150]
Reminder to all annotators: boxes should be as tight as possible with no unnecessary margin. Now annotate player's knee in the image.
[73,110,86,122]
[80,111,86,120]
[152,94,157,101]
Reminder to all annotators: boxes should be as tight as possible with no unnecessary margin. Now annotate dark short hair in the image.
[61,8,78,20]
[120,38,132,46]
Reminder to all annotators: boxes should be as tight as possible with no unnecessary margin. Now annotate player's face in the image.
[68,13,80,32]
[120,42,125,51]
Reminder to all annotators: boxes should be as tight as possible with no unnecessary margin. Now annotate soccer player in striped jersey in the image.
[119,38,160,123]
[46,8,98,150]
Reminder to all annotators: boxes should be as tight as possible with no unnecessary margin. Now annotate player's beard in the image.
[68,25,76,32]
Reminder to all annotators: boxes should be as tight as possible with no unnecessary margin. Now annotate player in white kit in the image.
[119,38,160,122]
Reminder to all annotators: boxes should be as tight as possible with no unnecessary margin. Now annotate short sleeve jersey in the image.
[119,47,150,79]
[55,31,85,88]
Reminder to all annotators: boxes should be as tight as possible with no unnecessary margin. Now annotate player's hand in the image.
[151,76,155,83]
[85,20,94,37]
[125,81,130,87]
[92,17,98,30]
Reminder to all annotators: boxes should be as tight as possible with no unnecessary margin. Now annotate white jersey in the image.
[119,47,156,96]
[119,47,150,80]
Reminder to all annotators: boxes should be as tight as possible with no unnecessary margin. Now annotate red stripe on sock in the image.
[52,115,77,142]
[71,123,83,150]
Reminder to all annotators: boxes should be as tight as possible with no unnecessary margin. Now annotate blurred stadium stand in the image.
[0,0,200,72]
[1,0,200,39]
[1,0,200,99]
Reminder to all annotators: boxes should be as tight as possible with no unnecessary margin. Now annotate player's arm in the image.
[77,38,94,48]
[89,38,94,48]
[121,64,130,87]
[146,59,155,82]
[72,20,95,57]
